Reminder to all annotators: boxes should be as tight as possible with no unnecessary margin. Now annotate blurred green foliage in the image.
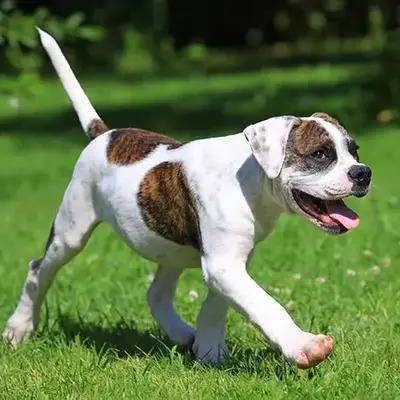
[0,0,399,126]
[0,0,103,105]
[364,28,400,124]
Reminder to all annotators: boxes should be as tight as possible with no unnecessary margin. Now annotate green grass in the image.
[1,63,400,398]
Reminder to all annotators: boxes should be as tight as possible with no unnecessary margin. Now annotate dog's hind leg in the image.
[3,177,98,345]
[147,265,196,346]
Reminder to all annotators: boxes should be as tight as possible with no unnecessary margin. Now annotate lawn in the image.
[0,63,400,399]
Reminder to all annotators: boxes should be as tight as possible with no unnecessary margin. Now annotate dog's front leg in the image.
[198,254,334,369]
[192,289,229,364]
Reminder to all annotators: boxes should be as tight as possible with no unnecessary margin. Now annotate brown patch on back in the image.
[107,128,182,165]
[284,119,335,171]
[87,119,109,140]
[138,162,200,250]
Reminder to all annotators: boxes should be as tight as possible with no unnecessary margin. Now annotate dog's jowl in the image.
[3,29,372,370]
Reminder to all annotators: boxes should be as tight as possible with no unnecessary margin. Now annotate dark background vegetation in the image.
[1,0,400,130]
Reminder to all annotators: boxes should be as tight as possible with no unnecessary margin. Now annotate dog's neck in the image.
[216,133,286,239]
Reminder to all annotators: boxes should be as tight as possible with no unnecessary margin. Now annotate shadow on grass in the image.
[54,314,314,380]
[55,314,173,359]
[0,72,374,148]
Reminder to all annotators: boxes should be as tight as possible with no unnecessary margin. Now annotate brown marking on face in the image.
[284,119,336,172]
[138,162,200,250]
[312,112,360,161]
[107,128,182,165]
[311,112,344,131]
[288,119,333,155]
[88,119,109,140]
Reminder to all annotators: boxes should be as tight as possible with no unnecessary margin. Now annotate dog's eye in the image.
[311,149,327,160]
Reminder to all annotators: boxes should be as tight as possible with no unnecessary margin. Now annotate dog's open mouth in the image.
[292,189,359,233]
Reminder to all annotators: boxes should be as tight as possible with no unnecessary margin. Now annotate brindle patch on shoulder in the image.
[284,119,336,171]
[138,162,200,250]
[107,128,182,165]
[88,119,109,140]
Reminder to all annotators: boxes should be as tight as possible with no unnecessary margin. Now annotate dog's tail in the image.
[37,28,108,140]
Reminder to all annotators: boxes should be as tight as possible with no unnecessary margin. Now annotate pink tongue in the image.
[326,201,359,230]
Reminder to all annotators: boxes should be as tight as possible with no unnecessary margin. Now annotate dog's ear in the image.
[244,116,300,179]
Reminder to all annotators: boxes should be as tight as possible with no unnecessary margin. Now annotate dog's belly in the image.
[129,235,200,268]
[110,218,201,268]
[96,168,201,268]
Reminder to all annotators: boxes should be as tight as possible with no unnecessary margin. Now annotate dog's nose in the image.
[348,165,372,186]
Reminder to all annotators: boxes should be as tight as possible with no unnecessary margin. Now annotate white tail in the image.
[37,28,107,139]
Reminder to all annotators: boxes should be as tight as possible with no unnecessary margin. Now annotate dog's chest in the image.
[252,195,284,243]
[253,213,280,243]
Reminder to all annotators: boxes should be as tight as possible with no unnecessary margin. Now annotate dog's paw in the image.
[2,317,35,346]
[192,337,229,364]
[285,332,334,369]
[170,326,196,349]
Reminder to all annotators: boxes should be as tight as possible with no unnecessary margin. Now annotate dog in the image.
[3,29,372,369]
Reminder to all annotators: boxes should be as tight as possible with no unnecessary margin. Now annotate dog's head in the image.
[244,112,371,234]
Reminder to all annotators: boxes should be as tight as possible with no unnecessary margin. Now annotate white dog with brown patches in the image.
[3,29,372,369]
